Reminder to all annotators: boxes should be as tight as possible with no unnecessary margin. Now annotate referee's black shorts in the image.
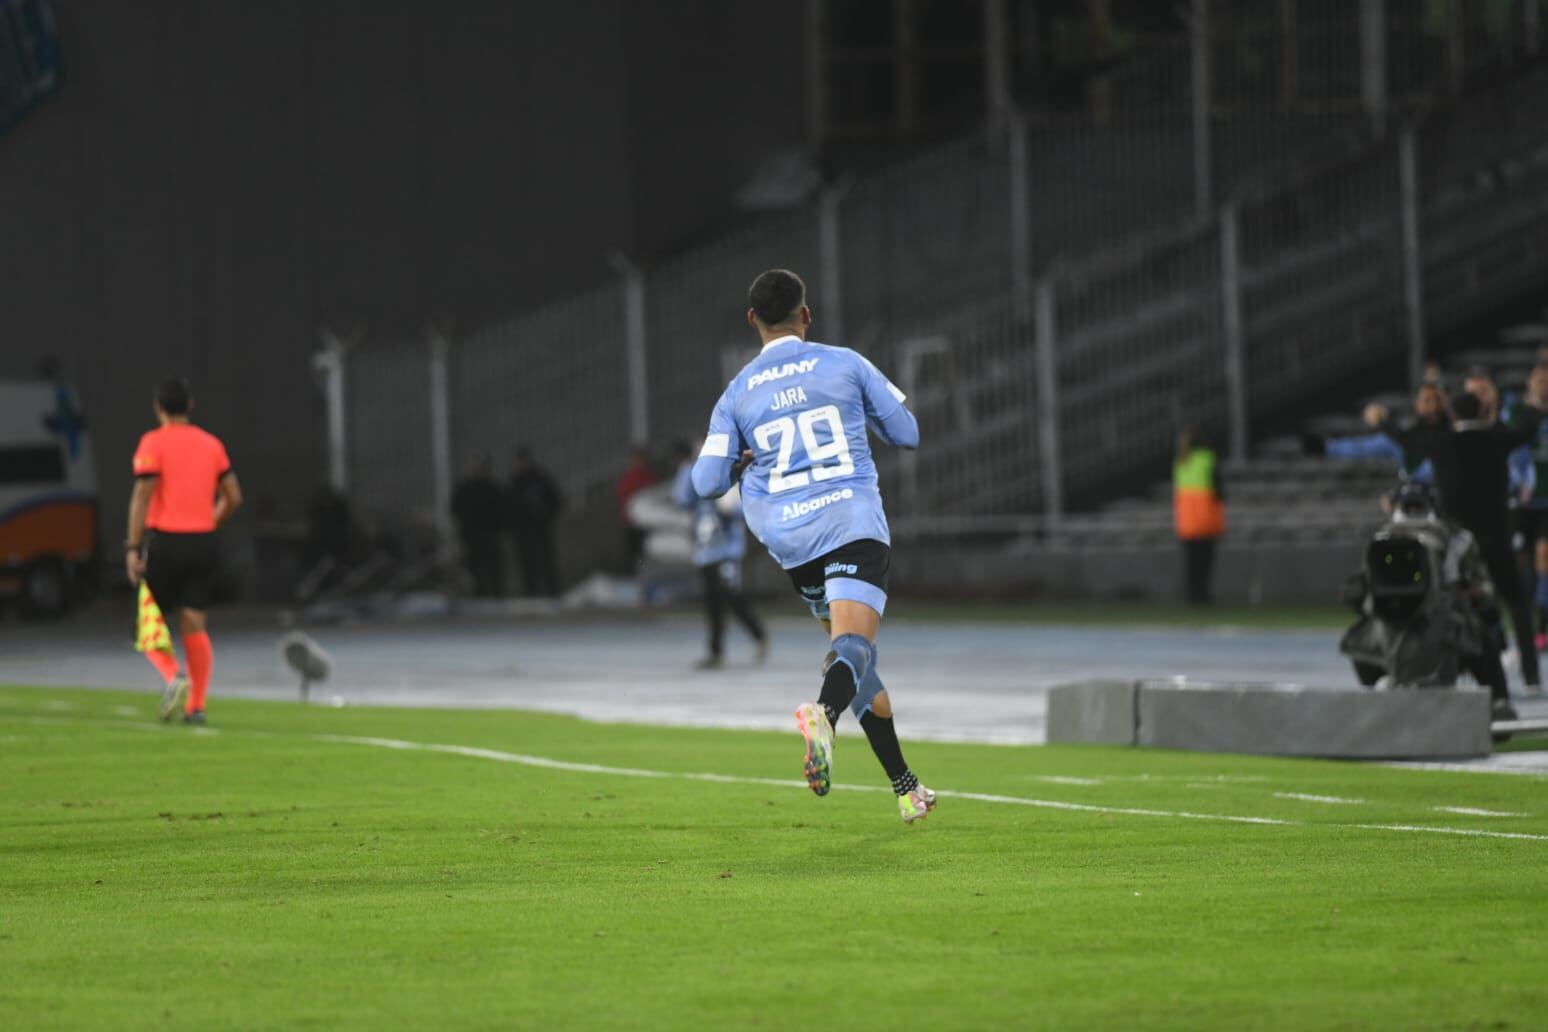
[141,531,219,613]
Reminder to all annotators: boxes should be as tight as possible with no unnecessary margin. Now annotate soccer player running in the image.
[125,377,242,723]
[691,269,934,823]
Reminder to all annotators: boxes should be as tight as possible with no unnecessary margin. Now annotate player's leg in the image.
[718,561,767,658]
[1534,525,1548,650]
[816,598,879,725]
[828,613,934,822]
[542,527,561,597]
[794,541,935,819]
[1483,534,1539,690]
[697,565,726,669]
[856,669,934,823]
[176,534,219,722]
[179,607,213,722]
[789,556,844,795]
[823,541,935,821]
[140,537,189,721]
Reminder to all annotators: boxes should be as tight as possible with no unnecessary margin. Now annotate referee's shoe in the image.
[159,674,189,722]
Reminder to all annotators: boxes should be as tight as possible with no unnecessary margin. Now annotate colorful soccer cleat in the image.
[159,675,189,723]
[795,702,834,796]
[898,785,937,824]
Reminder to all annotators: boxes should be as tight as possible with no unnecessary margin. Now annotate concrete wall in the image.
[0,0,803,536]
[744,539,1364,605]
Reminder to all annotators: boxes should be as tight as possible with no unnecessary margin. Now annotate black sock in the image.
[859,711,915,793]
[817,661,857,728]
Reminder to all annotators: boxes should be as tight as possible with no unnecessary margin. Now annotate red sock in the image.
[183,631,213,713]
[145,648,179,686]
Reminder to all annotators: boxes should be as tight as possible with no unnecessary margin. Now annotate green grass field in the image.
[4,684,1546,1030]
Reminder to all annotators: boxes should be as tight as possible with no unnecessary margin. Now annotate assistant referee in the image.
[126,377,242,723]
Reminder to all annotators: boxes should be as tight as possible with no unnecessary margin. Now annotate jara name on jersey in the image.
[748,358,819,390]
[771,386,809,411]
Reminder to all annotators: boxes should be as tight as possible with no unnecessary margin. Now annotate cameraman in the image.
[1341,481,1507,709]
[1367,389,1544,693]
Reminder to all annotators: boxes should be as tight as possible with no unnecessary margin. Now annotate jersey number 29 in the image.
[752,405,855,493]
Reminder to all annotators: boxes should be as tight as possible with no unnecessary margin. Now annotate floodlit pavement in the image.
[2,609,1545,769]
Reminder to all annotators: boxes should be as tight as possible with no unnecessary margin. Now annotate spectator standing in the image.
[305,486,358,569]
[1312,382,1447,487]
[616,446,658,570]
[671,440,767,668]
[1508,363,1548,649]
[1173,427,1226,605]
[451,456,504,597]
[506,447,564,597]
[1370,389,1545,702]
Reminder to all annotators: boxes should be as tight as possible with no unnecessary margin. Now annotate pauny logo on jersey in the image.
[748,358,820,390]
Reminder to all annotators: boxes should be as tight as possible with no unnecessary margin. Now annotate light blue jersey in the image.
[672,461,746,567]
[691,335,919,569]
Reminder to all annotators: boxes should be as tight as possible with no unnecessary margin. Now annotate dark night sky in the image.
[0,0,805,530]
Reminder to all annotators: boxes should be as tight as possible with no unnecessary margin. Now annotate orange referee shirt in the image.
[131,424,232,533]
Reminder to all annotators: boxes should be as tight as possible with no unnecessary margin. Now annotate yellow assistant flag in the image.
[135,582,174,656]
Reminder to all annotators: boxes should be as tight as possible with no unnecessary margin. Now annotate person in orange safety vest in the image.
[1173,427,1226,604]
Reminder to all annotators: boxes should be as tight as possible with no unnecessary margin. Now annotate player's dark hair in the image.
[1450,391,1482,421]
[156,376,192,415]
[748,269,806,327]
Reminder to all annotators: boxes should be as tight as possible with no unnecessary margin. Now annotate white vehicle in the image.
[0,379,99,616]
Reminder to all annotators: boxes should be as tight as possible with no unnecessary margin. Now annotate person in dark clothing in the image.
[1510,364,1548,648]
[670,440,767,668]
[1368,389,1545,704]
[305,486,359,568]
[506,448,564,597]
[451,456,505,597]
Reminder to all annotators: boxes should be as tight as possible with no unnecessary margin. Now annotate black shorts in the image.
[141,531,219,613]
[786,538,891,620]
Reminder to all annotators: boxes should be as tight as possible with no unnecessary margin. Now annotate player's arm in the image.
[125,478,155,583]
[126,434,159,583]
[691,390,747,499]
[1498,402,1544,452]
[859,357,919,450]
[214,471,243,528]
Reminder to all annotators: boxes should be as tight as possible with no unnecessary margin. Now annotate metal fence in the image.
[451,281,633,505]
[1027,60,1548,528]
[341,339,436,531]
[327,31,1548,555]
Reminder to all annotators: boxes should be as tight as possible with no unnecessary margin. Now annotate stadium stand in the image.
[334,28,1548,596]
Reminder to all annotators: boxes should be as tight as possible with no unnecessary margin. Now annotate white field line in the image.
[313,733,1548,840]
[1388,760,1548,778]
[1033,775,1103,786]
[1351,824,1548,842]
[315,734,1298,826]
[1273,792,1366,805]
[1432,806,1531,818]
[8,711,1548,843]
